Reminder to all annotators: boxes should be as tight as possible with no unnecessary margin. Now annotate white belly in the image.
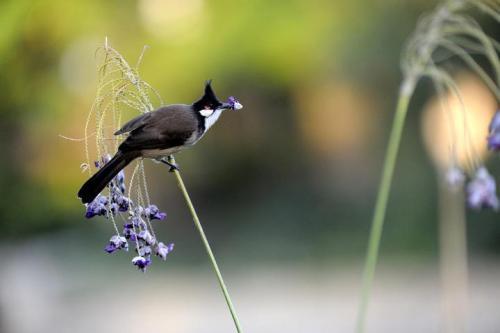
[140,131,200,158]
[141,146,184,158]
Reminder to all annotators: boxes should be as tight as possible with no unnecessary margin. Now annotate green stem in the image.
[170,157,243,333]
[356,77,416,333]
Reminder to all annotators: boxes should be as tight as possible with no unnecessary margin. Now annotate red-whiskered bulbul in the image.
[78,80,242,204]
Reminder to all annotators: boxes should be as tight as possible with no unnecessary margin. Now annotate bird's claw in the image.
[160,157,180,172]
[168,163,179,172]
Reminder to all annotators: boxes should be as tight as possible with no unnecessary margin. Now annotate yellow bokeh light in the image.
[138,0,204,40]
[421,72,497,171]
[294,80,378,157]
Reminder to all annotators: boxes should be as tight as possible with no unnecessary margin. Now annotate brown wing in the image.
[118,104,199,152]
[114,112,152,135]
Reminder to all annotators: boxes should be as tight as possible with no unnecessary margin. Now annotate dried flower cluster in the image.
[81,40,173,272]
[440,110,500,211]
[401,0,499,210]
[85,155,173,271]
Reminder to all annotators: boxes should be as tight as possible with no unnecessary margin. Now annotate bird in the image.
[78,80,243,204]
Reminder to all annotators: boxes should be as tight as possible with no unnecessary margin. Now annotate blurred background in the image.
[0,0,499,332]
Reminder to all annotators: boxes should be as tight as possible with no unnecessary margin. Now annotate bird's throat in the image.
[204,109,223,131]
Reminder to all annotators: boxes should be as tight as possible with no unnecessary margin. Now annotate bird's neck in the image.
[203,109,223,132]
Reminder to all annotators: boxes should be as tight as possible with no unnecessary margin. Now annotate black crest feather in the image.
[193,80,222,111]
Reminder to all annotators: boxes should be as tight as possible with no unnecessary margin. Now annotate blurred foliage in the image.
[0,0,499,261]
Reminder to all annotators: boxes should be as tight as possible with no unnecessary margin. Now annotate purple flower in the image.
[156,242,174,260]
[81,155,175,271]
[467,167,499,210]
[102,154,112,164]
[487,111,500,151]
[445,166,465,189]
[489,111,500,133]
[130,215,147,229]
[115,195,131,212]
[115,170,126,193]
[144,205,167,220]
[137,230,156,246]
[85,195,109,218]
[110,202,119,214]
[132,256,151,272]
[227,96,243,110]
[138,246,152,256]
[122,223,137,241]
[104,235,128,253]
[487,132,500,151]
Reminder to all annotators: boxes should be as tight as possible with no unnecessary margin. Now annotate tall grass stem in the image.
[170,157,243,333]
[356,77,416,333]
[438,175,468,332]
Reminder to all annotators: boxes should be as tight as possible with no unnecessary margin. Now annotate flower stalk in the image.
[170,156,243,333]
[356,77,416,333]
[357,0,499,330]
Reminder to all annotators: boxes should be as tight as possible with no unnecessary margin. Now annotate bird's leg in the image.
[160,155,180,172]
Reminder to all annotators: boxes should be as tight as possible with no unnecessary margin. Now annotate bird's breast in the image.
[140,130,202,158]
[141,146,184,158]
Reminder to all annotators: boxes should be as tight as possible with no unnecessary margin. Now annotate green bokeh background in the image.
[0,0,499,332]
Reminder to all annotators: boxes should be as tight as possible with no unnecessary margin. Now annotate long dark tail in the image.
[78,151,138,204]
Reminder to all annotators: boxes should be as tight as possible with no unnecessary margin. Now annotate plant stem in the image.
[356,77,416,333]
[438,176,468,333]
[170,157,243,333]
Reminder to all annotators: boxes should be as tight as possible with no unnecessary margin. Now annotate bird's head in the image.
[193,80,243,117]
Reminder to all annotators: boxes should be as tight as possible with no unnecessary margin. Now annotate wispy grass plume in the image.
[357,1,499,332]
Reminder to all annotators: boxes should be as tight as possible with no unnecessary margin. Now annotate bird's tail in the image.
[78,151,138,204]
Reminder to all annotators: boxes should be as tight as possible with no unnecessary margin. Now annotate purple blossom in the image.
[227,96,243,110]
[130,215,147,229]
[467,167,499,210]
[115,195,131,212]
[95,155,112,169]
[487,111,500,151]
[85,195,109,218]
[156,242,174,260]
[137,230,156,246]
[110,202,119,214]
[82,155,173,271]
[104,235,128,253]
[144,205,167,220]
[102,154,112,164]
[122,223,137,241]
[489,111,500,133]
[123,229,137,241]
[445,166,465,189]
[138,246,152,256]
[115,170,126,193]
[132,256,151,272]
[487,132,500,151]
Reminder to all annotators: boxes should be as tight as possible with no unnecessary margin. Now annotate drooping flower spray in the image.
[80,39,242,332]
[357,1,499,332]
[81,41,171,272]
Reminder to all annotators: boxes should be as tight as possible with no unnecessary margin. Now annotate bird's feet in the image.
[160,156,180,172]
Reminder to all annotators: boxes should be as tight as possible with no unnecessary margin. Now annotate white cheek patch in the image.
[200,109,214,117]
